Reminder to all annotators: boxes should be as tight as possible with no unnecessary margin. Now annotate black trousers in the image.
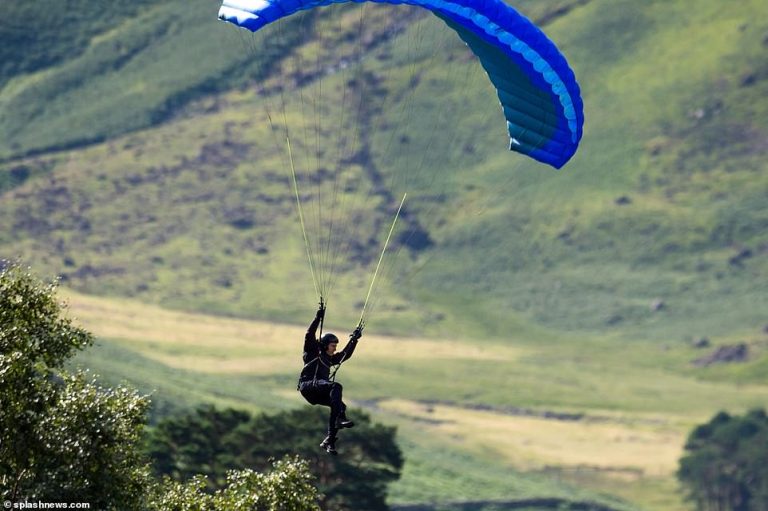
[299,380,347,438]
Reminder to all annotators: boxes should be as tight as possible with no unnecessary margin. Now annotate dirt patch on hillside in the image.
[692,343,749,367]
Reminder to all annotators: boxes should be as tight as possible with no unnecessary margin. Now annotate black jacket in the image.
[299,314,358,384]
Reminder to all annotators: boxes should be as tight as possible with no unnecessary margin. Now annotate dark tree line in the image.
[146,405,404,511]
[678,409,768,511]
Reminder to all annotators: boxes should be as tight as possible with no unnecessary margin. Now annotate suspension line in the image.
[287,135,321,299]
[359,193,407,324]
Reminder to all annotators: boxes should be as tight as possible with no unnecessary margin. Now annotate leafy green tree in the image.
[678,409,768,511]
[1,262,323,510]
[149,457,321,511]
[0,262,151,508]
[147,405,404,510]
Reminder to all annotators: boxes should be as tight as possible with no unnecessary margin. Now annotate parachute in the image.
[216,0,585,322]
[218,0,584,168]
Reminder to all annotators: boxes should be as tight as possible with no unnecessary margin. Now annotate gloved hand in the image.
[316,300,326,320]
[351,323,363,341]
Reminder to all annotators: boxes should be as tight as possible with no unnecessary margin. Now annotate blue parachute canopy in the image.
[219,0,584,169]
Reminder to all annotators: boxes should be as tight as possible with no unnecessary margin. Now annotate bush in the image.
[678,409,768,511]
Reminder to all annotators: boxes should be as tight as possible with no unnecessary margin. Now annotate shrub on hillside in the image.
[678,409,768,511]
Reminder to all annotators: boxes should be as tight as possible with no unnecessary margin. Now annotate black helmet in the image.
[320,333,339,348]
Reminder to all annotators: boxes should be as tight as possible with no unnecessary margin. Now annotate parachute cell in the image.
[218,0,584,168]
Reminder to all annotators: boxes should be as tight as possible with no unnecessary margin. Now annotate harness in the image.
[329,352,348,381]
[296,349,348,390]
[296,305,361,390]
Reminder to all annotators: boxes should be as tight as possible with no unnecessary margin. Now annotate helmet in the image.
[320,333,339,348]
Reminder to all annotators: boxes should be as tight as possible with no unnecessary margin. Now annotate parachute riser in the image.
[318,296,325,340]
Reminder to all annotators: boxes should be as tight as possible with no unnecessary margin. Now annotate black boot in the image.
[336,414,354,429]
[320,436,337,455]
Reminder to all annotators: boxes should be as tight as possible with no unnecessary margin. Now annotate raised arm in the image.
[304,303,325,354]
[331,323,363,365]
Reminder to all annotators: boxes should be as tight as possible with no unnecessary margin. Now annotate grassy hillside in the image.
[0,0,305,162]
[1,0,766,343]
[64,289,768,510]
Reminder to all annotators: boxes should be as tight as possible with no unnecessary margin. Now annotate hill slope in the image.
[1,0,766,343]
[65,289,768,510]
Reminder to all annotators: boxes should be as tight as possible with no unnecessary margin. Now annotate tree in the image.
[1,262,322,510]
[146,404,251,488]
[147,405,404,510]
[0,262,150,508]
[678,409,768,511]
[149,457,321,511]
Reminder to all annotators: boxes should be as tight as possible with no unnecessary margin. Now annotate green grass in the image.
[63,289,768,510]
[387,418,640,510]
[0,0,303,161]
